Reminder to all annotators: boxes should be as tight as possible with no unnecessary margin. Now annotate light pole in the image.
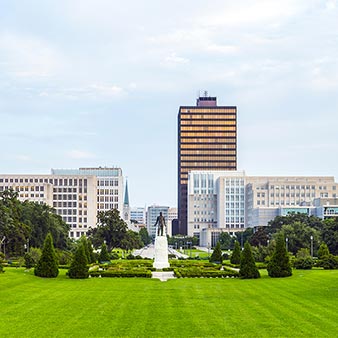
[286,237,289,252]
[310,235,313,258]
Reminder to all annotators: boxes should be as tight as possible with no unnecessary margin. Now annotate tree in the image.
[139,228,152,246]
[98,243,110,262]
[239,242,260,279]
[268,214,322,233]
[279,221,320,255]
[267,233,292,278]
[89,209,127,251]
[79,236,91,263]
[235,228,254,247]
[249,227,269,247]
[120,230,143,253]
[218,232,233,250]
[34,233,59,278]
[68,242,89,279]
[230,240,241,265]
[317,242,330,259]
[321,219,338,255]
[209,241,222,264]
[86,238,96,263]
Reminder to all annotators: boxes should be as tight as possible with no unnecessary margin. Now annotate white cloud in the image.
[0,32,64,79]
[162,52,190,66]
[66,150,95,159]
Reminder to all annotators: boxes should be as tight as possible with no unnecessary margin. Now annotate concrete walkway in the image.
[151,271,176,282]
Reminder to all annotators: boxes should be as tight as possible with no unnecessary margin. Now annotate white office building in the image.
[187,170,338,246]
[0,167,125,239]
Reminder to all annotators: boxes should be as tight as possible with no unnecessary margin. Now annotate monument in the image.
[153,212,170,269]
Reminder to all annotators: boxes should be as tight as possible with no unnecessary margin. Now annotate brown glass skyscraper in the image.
[177,95,237,234]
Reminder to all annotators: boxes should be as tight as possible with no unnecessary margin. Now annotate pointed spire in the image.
[124,179,129,206]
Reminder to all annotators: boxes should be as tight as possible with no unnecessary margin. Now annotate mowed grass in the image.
[0,268,337,337]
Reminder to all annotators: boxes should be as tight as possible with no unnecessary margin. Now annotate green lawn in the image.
[0,268,337,337]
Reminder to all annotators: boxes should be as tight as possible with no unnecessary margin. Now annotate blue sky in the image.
[1,0,338,207]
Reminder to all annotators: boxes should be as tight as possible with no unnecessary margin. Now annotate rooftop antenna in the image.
[204,90,208,97]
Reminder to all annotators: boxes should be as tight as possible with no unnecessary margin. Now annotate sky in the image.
[1,0,338,208]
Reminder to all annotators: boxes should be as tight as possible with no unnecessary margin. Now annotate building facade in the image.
[0,167,125,239]
[178,95,237,235]
[187,170,338,246]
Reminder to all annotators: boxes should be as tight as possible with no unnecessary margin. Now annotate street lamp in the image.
[310,235,313,258]
[286,237,289,252]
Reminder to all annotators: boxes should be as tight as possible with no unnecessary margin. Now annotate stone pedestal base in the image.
[153,235,170,269]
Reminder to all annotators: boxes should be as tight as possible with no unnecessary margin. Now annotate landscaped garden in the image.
[1,267,337,337]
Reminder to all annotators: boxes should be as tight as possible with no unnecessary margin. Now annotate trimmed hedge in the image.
[174,267,239,278]
[89,270,152,278]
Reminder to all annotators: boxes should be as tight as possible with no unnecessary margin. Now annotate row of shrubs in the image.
[173,267,239,278]
[89,270,152,278]
[293,254,338,270]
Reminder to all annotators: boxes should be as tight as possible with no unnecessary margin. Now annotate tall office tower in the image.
[178,95,237,234]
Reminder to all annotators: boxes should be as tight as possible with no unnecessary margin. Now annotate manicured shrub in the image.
[267,234,292,278]
[34,233,59,278]
[239,242,260,279]
[24,252,35,268]
[0,263,3,273]
[98,243,110,263]
[210,242,223,264]
[110,252,119,260]
[317,242,330,259]
[89,270,152,278]
[68,242,89,279]
[230,241,241,265]
[320,254,338,269]
[294,248,313,270]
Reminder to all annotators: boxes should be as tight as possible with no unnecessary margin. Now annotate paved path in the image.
[133,244,189,259]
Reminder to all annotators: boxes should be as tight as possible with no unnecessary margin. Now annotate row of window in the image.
[0,178,88,186]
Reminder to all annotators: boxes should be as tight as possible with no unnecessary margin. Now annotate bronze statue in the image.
[154,212,166,236]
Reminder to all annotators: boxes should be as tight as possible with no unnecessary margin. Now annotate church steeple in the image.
[124,179,129,206]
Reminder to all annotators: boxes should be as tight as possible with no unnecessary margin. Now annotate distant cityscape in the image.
[1,94,337,245]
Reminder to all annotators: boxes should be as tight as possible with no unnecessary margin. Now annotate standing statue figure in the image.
[154,212,166,236]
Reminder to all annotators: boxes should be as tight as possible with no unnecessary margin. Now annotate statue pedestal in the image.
[153,235,170,269]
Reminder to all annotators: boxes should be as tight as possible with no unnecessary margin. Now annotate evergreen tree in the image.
[239,241,260,279]
[34,233,59,278]
[68,242,89,279]
[80,236,91,263]
[317,242,330,259]
[98,243,110,262]
[87,238,96,263]
[267,233,292,278]
[209,241,223,264]
[230,240,241,265]
[24,252,35,268]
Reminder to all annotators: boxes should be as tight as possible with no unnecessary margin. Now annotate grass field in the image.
[0,268,337,337]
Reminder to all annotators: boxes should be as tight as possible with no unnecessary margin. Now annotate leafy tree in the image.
[139,228,152,246]
[250,227,269,247]
[279,221,320,255]
[34,233,59,278]
[267,233,292,278]
[320,254,338,269]
[317,242,330,259]
[120,230,143,253]
[209,241,222,264]
[218,232,233,250]
[239,242,260,279]
[98,243,110,262]
[235,228,254,247]
[230,240,241,265]
[89,209,127,251]
[321,219,338,255]
[68,242,89,279]
[268,214,322,233]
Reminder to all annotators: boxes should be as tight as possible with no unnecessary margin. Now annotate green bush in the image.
[0,263,4,273]
[230,241,241,265]
[210,242,223,264]
[173,267,239,278]
[34,233,59,278]
[267,234,292,278]
[294,257,313,270]
[319,254,338,269]
[98,243,110,263]
[68,242,89,279]
[110,252,119,260]
[317,243,330,259]
[239,242,260,279]
[89,270,152,278]
[24,252,35,269]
